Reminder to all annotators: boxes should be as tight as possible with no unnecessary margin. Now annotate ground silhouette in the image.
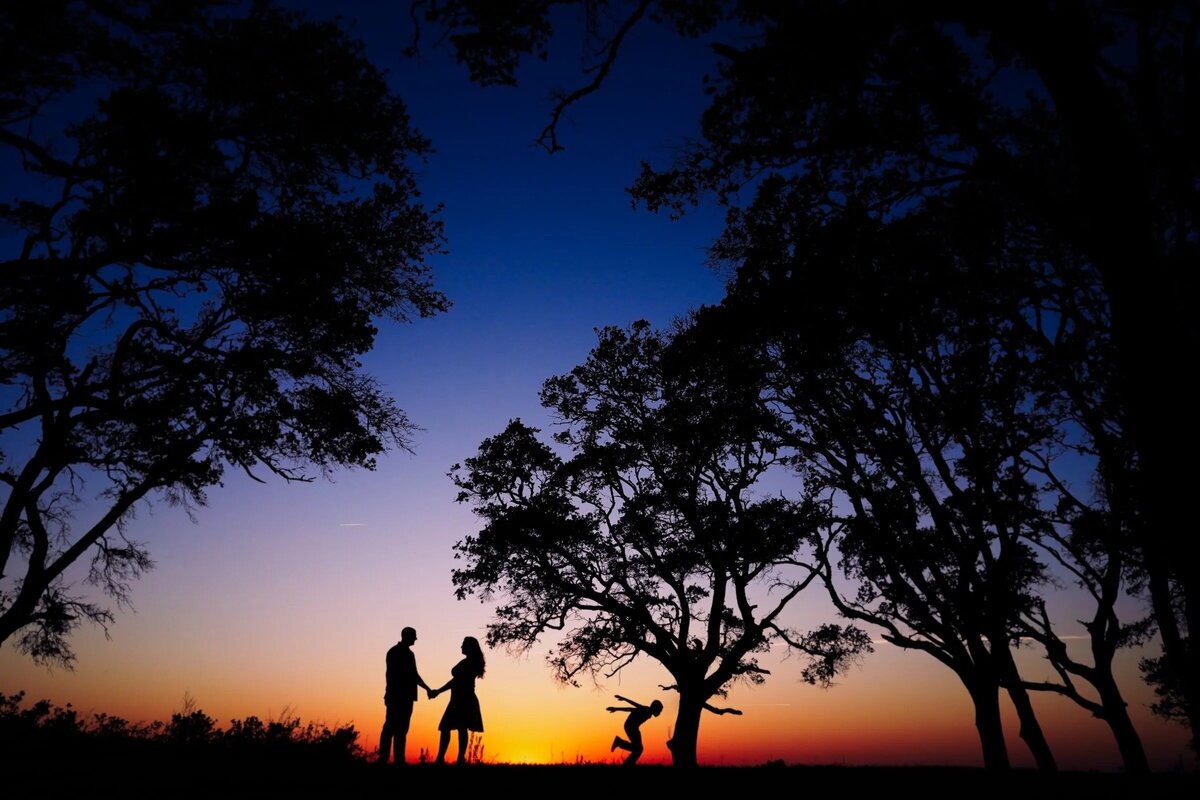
[5,758,1199,798]
[2,691,1196,798]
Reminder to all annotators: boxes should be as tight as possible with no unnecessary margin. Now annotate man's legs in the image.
[378,718,393,764]
[381,702,415,764]
[392,701,415,764]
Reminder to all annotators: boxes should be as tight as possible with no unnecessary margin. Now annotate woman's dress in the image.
[438,658,483,732]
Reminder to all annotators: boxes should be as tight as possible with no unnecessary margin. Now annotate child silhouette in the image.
[606,694,663,765]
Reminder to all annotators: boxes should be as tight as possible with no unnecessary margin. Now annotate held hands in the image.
[427,688,439,699]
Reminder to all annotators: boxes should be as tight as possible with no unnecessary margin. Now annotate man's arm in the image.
[408,651,431,694]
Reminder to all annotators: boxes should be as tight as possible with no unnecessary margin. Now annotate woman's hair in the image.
[463,636,486,678]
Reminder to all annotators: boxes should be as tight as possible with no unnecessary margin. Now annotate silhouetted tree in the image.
[413,0,1199,753]
[680,210,1056,769]
[0,1,447,664]
[688,181,1151,770]
[449,321,870,767]
[1005,253,1154,774]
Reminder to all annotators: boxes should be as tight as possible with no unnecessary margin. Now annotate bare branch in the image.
[536,0,651,153]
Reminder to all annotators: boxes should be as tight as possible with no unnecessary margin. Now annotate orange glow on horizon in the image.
[4,639,1191,771]
[0,499,1191,772]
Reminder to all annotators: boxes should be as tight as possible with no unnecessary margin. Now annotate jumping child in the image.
[606,694,663,765]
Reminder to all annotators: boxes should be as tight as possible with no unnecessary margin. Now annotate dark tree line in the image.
[417,0,1197,768]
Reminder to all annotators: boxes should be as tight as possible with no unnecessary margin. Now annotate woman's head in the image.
[462,636,486,677]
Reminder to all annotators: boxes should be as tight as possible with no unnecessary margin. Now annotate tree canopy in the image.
[687,184,1150,769]
[0,0,447,664]
[450,321,870,766]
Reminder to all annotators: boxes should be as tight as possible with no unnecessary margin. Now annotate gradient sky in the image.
[0,1,1192,770]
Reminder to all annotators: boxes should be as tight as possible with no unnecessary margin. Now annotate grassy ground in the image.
[5,759,1199,799]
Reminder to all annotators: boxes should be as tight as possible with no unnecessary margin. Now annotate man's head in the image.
[401,627,417,645]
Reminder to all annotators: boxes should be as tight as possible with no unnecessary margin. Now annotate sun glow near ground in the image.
[1,516,1192,772]
[2,504,1191,772]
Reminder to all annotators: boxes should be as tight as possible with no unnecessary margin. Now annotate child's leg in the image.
[624,729,644,764]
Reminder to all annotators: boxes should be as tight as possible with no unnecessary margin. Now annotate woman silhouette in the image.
[429,636,486,764]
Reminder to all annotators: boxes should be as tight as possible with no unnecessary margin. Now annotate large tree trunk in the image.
[965,676,1011,770]
[1004,684,1056,771]
[993,642,1057,771]
[668,691,706,767]
[1095,200,1200,759]
[1093,672,1151,775]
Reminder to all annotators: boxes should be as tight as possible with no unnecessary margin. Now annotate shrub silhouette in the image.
[0,690,365,764]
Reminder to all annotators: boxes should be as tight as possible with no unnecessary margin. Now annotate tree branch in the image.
[536,0,651,153]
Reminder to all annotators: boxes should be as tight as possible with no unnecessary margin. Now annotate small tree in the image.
[0,1,447,663]
[450,321,870,767]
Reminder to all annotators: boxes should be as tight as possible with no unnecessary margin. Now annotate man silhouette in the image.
[378,626,431,765]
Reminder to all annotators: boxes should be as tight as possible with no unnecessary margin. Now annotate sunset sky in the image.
[0,1,1192,770]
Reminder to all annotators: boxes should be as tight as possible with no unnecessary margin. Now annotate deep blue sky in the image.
[340,0,731,439]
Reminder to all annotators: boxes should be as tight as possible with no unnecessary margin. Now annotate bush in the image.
[0,691,365,764]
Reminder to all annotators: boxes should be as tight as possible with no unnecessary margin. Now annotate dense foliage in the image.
[450,321,871,766]
[0,1,447,663]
